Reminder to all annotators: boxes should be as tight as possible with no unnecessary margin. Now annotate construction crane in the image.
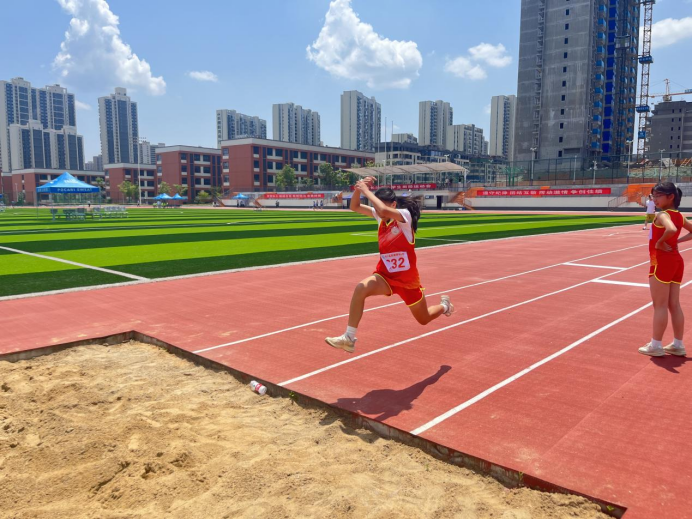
[648,79,693,101]
[635,0,655,158]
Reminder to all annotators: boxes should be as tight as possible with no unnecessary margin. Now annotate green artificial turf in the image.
[0,207,640,297]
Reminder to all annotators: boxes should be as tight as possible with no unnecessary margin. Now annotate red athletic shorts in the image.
[649,252,684,284]
[374,272,425,306]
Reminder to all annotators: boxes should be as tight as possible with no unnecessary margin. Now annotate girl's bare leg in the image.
[347,275,392,328]
[408,294,446,325]
[649,277,670,341]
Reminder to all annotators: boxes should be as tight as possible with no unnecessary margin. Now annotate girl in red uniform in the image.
[326,177,454,353]
[639,182,692,357]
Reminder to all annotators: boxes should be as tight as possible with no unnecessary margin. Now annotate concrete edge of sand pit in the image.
[0,331,626,518]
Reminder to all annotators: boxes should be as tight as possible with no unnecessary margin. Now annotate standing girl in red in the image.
[326,177,454,353]
[639,182,692,357]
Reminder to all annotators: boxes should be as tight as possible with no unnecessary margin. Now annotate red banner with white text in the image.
[477,188,612,197]
[351,183,437,191]
[263,193,325,199]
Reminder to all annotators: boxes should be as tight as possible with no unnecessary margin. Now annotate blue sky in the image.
[1,0,691,160]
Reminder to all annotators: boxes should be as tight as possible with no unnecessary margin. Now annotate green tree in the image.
[173,184,188,196]
[118,181,138,203]
[340,170,359,188]
[276,165,297,191]
[195,190,212,203]
[158,181,172,196]
[93,177,106,201]
[318,163,340,188]
[302,177,315,190]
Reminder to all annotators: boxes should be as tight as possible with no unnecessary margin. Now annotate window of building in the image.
[194,166,201,173]
[253,146,259,155]
[254,174,260,182]
[301,152,307,159]
[564,38,569,44]
[564,52,568,59]
[561,95,566,101]
[565,8,570,15]
[222,148,229,157]
[222,161,229,169]
[193,154,201,161]
[565,23,569,30]
[156,154,162,162]
[224,175,229,183]
[157,165,162,173]
[559,137,563,143]
[266,148,273,156]
[561,109,565,115]
[558,151,563,157]
[292,151,298,159]
[181,165,187,173]
[562,80,567,87]
[275,162,283,170]
[267,175,274,183]
[203,166,211,174]
[254,160,260,168]
[563,66,567,73]
[182,178,188,185]
[180,153,187,160]
[202,154,210,162]
[560,123,564,129]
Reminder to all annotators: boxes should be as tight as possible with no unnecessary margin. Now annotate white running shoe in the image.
[325,335,356,353]
[441,295,455,317]
[638,342,665,357]
[663,343,687,357]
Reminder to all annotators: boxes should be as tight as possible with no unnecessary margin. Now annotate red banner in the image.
[477,188,612,197]
[351,183,437,191]
[263,193,325,199]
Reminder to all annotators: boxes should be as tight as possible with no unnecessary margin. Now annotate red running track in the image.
[0,224,690,518]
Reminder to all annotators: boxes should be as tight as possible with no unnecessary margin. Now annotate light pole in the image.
[658,149,665,180]
[136,136,147,205]
[530,147,537,185]
[592,160,598,185]
[626,139,632,179]
[572,155,577,184]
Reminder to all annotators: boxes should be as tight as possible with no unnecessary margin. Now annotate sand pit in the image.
[0,341,608,519]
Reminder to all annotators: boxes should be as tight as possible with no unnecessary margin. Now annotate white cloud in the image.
[306,0,422,89]
[444,56,487,80]
[445,41,511,81]
[648,17,692,49]
[483,104,491,114]
[53,0,165,95]
[75,100,92,110]
[468,43,512,67]
[187,70,219,82]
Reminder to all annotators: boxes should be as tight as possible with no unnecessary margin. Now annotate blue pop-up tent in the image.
[231,193,249,199]
[37,172,100,194]
[153,193,173,200]
[171,193,185,200]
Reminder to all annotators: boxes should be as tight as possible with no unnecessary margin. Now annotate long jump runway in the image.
[0,224,690,518]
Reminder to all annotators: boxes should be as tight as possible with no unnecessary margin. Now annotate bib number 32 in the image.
[381,251,410,273]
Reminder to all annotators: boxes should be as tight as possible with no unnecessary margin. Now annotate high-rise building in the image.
[93,154,103,171]
[392,133,418,144]
[340,90,381,151]
[98,87,139,165]
[647,100,692,155]
[216,109,267,147]
[489,95,516,160]
[0,77,78,173]
[272,103,321,146]
[138,141,166,164]
[514,0,639,161]
[446,124,486,156]
[418,100,453,148]
[8,121,84,171]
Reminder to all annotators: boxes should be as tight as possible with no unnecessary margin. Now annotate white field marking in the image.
[277,258,652,387]
[410,279,693,436]
[593,280,650,288]
[563,262,626,270]
[0,245,148,281]
[1,222,637,303]
[193,242,646,355]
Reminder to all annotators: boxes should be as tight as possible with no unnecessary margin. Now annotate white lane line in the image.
[193,242,646,355]
[593,280,650,288]
[410,279,693,436]
[563,262,626,270]
[0,245,148,281]
[277,258,651,387]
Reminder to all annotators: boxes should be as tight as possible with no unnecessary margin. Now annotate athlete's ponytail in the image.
[652,181,682,209]
[373,187,423,232]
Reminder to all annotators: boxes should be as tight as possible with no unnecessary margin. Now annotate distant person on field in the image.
[325,177,454,354]
[643,193,656,230]
[639,182,691,357]
[276,200,280,208]
[319,199,324,210]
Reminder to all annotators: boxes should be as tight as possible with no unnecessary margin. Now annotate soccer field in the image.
[0,207,640,297]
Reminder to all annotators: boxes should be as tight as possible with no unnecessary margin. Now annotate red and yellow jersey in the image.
[373,208,421,289]
[649,209,684,256]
